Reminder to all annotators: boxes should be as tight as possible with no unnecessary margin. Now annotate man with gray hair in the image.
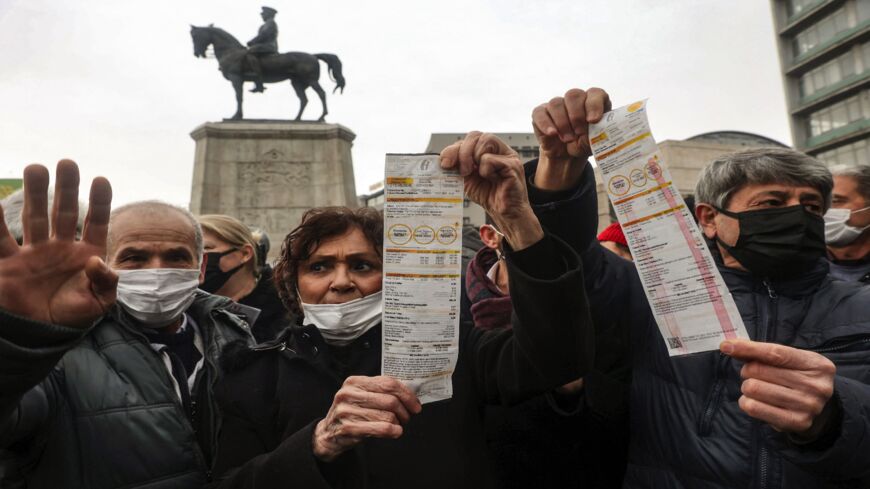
[824,165,870,283]
[0,187,86,243]
[0,161,252,488]
[527,89,870,488]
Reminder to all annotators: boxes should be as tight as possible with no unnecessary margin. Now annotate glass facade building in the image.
[771,0,870,167]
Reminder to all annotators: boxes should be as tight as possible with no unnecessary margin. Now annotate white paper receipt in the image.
[381,154,463,403]
[589,100,748,355]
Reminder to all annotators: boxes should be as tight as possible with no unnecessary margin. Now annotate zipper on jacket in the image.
[758,444,770,489]
[698,353,729,436]
[760,280,777,342]
[755,280,778,489]
[808,336,870,353]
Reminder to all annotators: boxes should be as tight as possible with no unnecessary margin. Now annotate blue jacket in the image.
[526,159,870,489]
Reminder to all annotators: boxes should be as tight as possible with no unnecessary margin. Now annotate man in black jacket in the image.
[0,161,252,489]
[528,89,870,488]
[825,165,870,283]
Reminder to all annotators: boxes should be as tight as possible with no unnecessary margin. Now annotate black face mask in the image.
[714,205,825,279]
[200,249,244,294]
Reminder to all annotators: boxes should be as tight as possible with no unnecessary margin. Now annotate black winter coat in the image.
[528,159,870,489]
[208,234,595,489]
[0,292,254,489]
[238,267,292,343]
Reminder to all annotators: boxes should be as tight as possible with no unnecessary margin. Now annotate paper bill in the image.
[589,100,748,355]
[381,154,463,403]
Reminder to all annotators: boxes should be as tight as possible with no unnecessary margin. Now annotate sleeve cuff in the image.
[786,391,843,450]
[503,234,563,281]
[526,160,589,205]
[0,308,90,350]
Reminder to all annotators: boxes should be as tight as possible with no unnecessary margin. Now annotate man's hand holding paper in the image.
[721,339,838,439]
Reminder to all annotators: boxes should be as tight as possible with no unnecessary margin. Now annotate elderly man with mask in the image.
[527,89,870,488]
[824,165,870,283]
[0,161,251,489]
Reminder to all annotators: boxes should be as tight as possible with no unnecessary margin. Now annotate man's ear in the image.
[695,203,719,239]
[479,225,501,250]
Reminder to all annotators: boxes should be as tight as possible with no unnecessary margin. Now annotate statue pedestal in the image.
[189,121,357,259]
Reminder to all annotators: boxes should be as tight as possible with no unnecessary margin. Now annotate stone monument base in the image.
[189,121,357,260]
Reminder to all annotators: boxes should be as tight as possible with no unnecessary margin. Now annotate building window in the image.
[800,48,860,97]
[793,4,858,58]
[787,0,822,18]
[366,193,384,207]
[816,139,870,166]
[807,90,870,137]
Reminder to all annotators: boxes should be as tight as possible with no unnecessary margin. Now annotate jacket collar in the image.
[109,291,252,345]
[708,240,830,297]
[280,323,382,385]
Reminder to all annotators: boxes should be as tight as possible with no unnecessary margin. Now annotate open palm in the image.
[0,161,116,328]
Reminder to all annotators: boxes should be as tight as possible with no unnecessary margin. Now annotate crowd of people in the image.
[1,87,869,489]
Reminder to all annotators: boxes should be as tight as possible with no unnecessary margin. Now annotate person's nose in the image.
[144,257,165,269]
[329,265,356,294]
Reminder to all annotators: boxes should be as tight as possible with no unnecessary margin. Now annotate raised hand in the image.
[721,339,836,437]
[532,88,611,190]
[0,160,116,328]
[312,376,422,462]
[439,132,544,250]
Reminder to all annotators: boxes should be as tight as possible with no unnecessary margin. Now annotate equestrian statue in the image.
[191,6,345,121]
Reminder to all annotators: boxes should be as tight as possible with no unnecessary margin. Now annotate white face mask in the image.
[301,291,383,346]
[115,268,201,328]
[824,206,870,247]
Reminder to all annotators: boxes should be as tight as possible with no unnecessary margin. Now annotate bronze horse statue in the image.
[190,25,345,121]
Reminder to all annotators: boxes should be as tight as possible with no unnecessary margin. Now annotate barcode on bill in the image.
[667,337,684,349]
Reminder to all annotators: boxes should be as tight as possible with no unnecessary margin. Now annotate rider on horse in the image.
[246,6,278,93]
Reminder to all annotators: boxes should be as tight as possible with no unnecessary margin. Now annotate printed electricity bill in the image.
[589,100,748,356]
[381,154,463,403]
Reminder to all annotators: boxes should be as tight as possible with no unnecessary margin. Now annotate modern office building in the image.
[770,0,870,167]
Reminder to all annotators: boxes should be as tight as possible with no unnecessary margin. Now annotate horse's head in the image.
[190,25,213,58]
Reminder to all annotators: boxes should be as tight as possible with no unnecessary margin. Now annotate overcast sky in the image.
[0,0,789,206]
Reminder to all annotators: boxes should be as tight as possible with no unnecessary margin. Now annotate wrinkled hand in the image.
[532,88,611,191]
[312,376,422,462]
[440,132,544,250]
[0,160,116,329]
[721,340,836,436]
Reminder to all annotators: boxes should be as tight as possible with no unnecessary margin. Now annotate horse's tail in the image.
[315,53,346,94]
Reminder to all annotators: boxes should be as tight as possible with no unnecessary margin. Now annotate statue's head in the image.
[190,26,211,58]
[261,6,277,21]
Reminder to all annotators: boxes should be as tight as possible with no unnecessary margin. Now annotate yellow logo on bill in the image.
[590,132,608,144]
[627,101,644,113]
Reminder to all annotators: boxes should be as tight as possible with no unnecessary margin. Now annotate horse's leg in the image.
[311,81,328,122]
[291,80,308,121]
[231,78,244,120]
